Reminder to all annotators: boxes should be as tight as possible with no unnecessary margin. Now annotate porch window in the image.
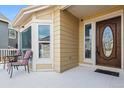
[21,26,31,49]
[38,25,50,58]
[85,24,92,59]
[9,29,16,39]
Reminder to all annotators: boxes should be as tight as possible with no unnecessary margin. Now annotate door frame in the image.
[83,22,94,64]
[83,10,124,70]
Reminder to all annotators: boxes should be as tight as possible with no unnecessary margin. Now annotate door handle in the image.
[96,47,100,55]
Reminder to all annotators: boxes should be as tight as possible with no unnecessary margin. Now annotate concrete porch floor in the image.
[0,65,124,88]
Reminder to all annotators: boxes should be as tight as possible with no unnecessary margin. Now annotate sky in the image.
[0,5,27,21]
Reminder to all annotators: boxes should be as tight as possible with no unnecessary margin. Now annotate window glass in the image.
[38,25,50,41]
[85,24,92,59]
[9,29,16,39]
[102,26,113,57]
[39,43,50,58]
[21,26,31,49]
[38,25,50,58]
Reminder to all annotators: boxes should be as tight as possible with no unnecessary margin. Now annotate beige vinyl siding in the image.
[79,21,84,64]
[35,7,53,20]
[60,10,79,72]
[36,64,52,69]
[36,12,52,20]
[20,15,32,28]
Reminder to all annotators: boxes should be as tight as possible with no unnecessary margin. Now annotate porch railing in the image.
[0,49,19,64]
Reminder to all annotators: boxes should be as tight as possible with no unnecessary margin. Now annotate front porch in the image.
[0,65,124,88]
[66,5,124,71]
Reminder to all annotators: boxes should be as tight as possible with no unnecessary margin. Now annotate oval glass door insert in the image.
[102,26,113,57]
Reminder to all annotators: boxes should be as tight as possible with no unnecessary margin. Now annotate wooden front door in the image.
[96,16,121,68]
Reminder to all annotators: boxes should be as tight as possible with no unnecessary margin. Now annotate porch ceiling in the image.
[66,5,115,18]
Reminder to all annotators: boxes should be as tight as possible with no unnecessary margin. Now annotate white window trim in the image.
[36,21,53,64]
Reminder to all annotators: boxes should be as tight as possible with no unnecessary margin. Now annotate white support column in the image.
[31,14,37,71]
[92,22,96,67]
[18,30,21,50]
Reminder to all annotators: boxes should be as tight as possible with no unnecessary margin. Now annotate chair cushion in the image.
[11,60,28,66]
